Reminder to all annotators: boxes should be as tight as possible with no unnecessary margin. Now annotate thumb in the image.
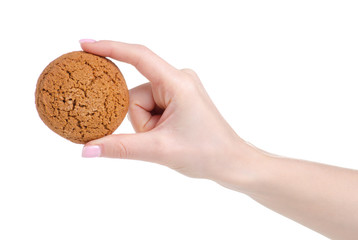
[82,132,165,162]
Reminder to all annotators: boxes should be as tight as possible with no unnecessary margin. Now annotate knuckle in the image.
[114,140,129,159]
[181,68,198,77]
[133,44,151,54]
[131,44,152,68]
[106,41,119,58]
[180,68,201,86]
[177,75,201,95]
[182,80,199,94]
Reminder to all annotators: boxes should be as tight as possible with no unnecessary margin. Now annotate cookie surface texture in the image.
[35,51,129,144]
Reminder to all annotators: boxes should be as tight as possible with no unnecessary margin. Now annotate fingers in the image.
[128,83,161,132]
[80,40,180,85]
[82,83,166,161]
[82,132,165,163]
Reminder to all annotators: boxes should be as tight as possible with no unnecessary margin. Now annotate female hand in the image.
[80,40,358,239]
[80,40,254,181]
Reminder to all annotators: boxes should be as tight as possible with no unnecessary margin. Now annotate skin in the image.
[81,40,358,240]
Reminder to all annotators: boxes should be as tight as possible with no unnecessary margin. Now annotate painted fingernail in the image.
[79,39,96,44]
[82,145,101,158]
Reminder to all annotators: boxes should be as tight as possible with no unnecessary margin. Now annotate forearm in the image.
[217,142,358,240]
[80,40,357,239]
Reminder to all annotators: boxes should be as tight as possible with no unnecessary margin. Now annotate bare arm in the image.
[218,144,358,240]
[80,40,358,239]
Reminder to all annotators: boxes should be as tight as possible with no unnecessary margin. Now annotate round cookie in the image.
[35,51,129,144]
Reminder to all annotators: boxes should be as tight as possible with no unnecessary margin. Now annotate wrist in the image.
[212,138,270,195]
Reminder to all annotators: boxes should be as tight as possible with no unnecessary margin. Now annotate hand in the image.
[80,40,253,180]
[80,40,358,239]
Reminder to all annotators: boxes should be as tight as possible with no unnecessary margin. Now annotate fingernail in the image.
[82,145,101,158]
[79,39,96,44]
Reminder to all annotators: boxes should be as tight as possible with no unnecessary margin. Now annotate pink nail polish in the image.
[79,39,96,44]
[82,145,101,158]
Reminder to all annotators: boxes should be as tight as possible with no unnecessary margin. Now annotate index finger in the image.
[80,40,179,84]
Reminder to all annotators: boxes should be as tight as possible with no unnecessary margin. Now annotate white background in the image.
[1,0,357,239]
